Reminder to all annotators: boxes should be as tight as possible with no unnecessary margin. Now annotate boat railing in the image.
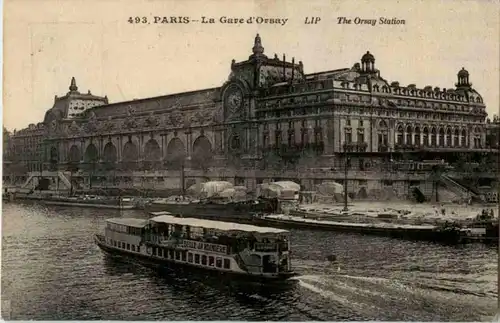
[146,234,180,246]
[158,237,182,247]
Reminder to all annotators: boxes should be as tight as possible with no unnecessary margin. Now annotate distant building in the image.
[3,127,14,183]
[8,34,499,202]
[5,77,108,186]
[42,76,109,170]
[485,115,500,150]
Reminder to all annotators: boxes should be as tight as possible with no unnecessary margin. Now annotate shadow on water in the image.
[101,254,298,307]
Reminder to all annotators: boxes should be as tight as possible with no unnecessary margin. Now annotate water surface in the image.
[2,202,497,321]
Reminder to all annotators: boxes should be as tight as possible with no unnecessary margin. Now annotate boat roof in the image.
[149,212,289,234]
[106,218,149,228]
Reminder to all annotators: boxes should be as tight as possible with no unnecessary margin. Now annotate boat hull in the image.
[145,200,276,221]
[44,200,135,209]
[95,236,296,282]
[253,217,470,244]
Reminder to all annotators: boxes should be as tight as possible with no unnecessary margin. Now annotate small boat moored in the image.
[43,195,136,209]
[95,212,296,281]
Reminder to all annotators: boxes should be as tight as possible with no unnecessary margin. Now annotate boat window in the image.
[194,254,200,264]
[153,247,157,256]
[169,250,174,259]
[113,240,117,247]
[127,243,130,250]
[201,255,207,265]
[108,223,128,233]
[208,256,215,266]
[175,251,181,260]
[132,245,135,252]
[223,258,230,269]
[216,257,222,268]
[181,251,187,262]
[188,253,193,263]
[137,245,140,252]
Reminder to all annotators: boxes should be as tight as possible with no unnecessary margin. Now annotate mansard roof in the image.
[43,78,108,124]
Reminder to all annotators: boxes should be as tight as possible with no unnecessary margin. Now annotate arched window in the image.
[438,128,445,146]
[396,125,404,145]
[453,129,459,147]
[414,127,421,146]
[405,125,412,145]
[461,129,467,147]
[445,129,452,147]
[422,127,429,146]
[430,128,436,146]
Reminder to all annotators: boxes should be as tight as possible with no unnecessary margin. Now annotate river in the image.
[1,202,497,321]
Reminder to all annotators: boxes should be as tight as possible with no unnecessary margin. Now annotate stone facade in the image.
[18,34,497,200]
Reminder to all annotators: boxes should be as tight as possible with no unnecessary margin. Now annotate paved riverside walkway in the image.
[297,201,498,221]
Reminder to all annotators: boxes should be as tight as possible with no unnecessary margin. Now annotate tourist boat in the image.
[43,195,136,209]
[94,211,296,280]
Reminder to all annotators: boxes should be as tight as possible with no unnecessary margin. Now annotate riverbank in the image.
[296,201,498,220]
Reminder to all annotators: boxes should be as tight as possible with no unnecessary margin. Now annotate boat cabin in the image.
[145,212,292,274]
[104,218,148,253]
[100,213,293,276]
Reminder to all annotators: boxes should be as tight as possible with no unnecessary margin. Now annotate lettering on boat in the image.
[180,239,227,254]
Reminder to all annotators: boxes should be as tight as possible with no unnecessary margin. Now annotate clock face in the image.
[224,85,243,120]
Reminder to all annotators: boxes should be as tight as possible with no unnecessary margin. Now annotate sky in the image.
[3,0,499,131]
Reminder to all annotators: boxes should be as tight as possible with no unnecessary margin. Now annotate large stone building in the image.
[13,34,499,200]
[4,123,45,186]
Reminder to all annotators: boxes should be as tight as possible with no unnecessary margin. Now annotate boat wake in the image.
[290,270,495,321]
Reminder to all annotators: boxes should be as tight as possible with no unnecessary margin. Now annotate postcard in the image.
[2,0,499,321]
